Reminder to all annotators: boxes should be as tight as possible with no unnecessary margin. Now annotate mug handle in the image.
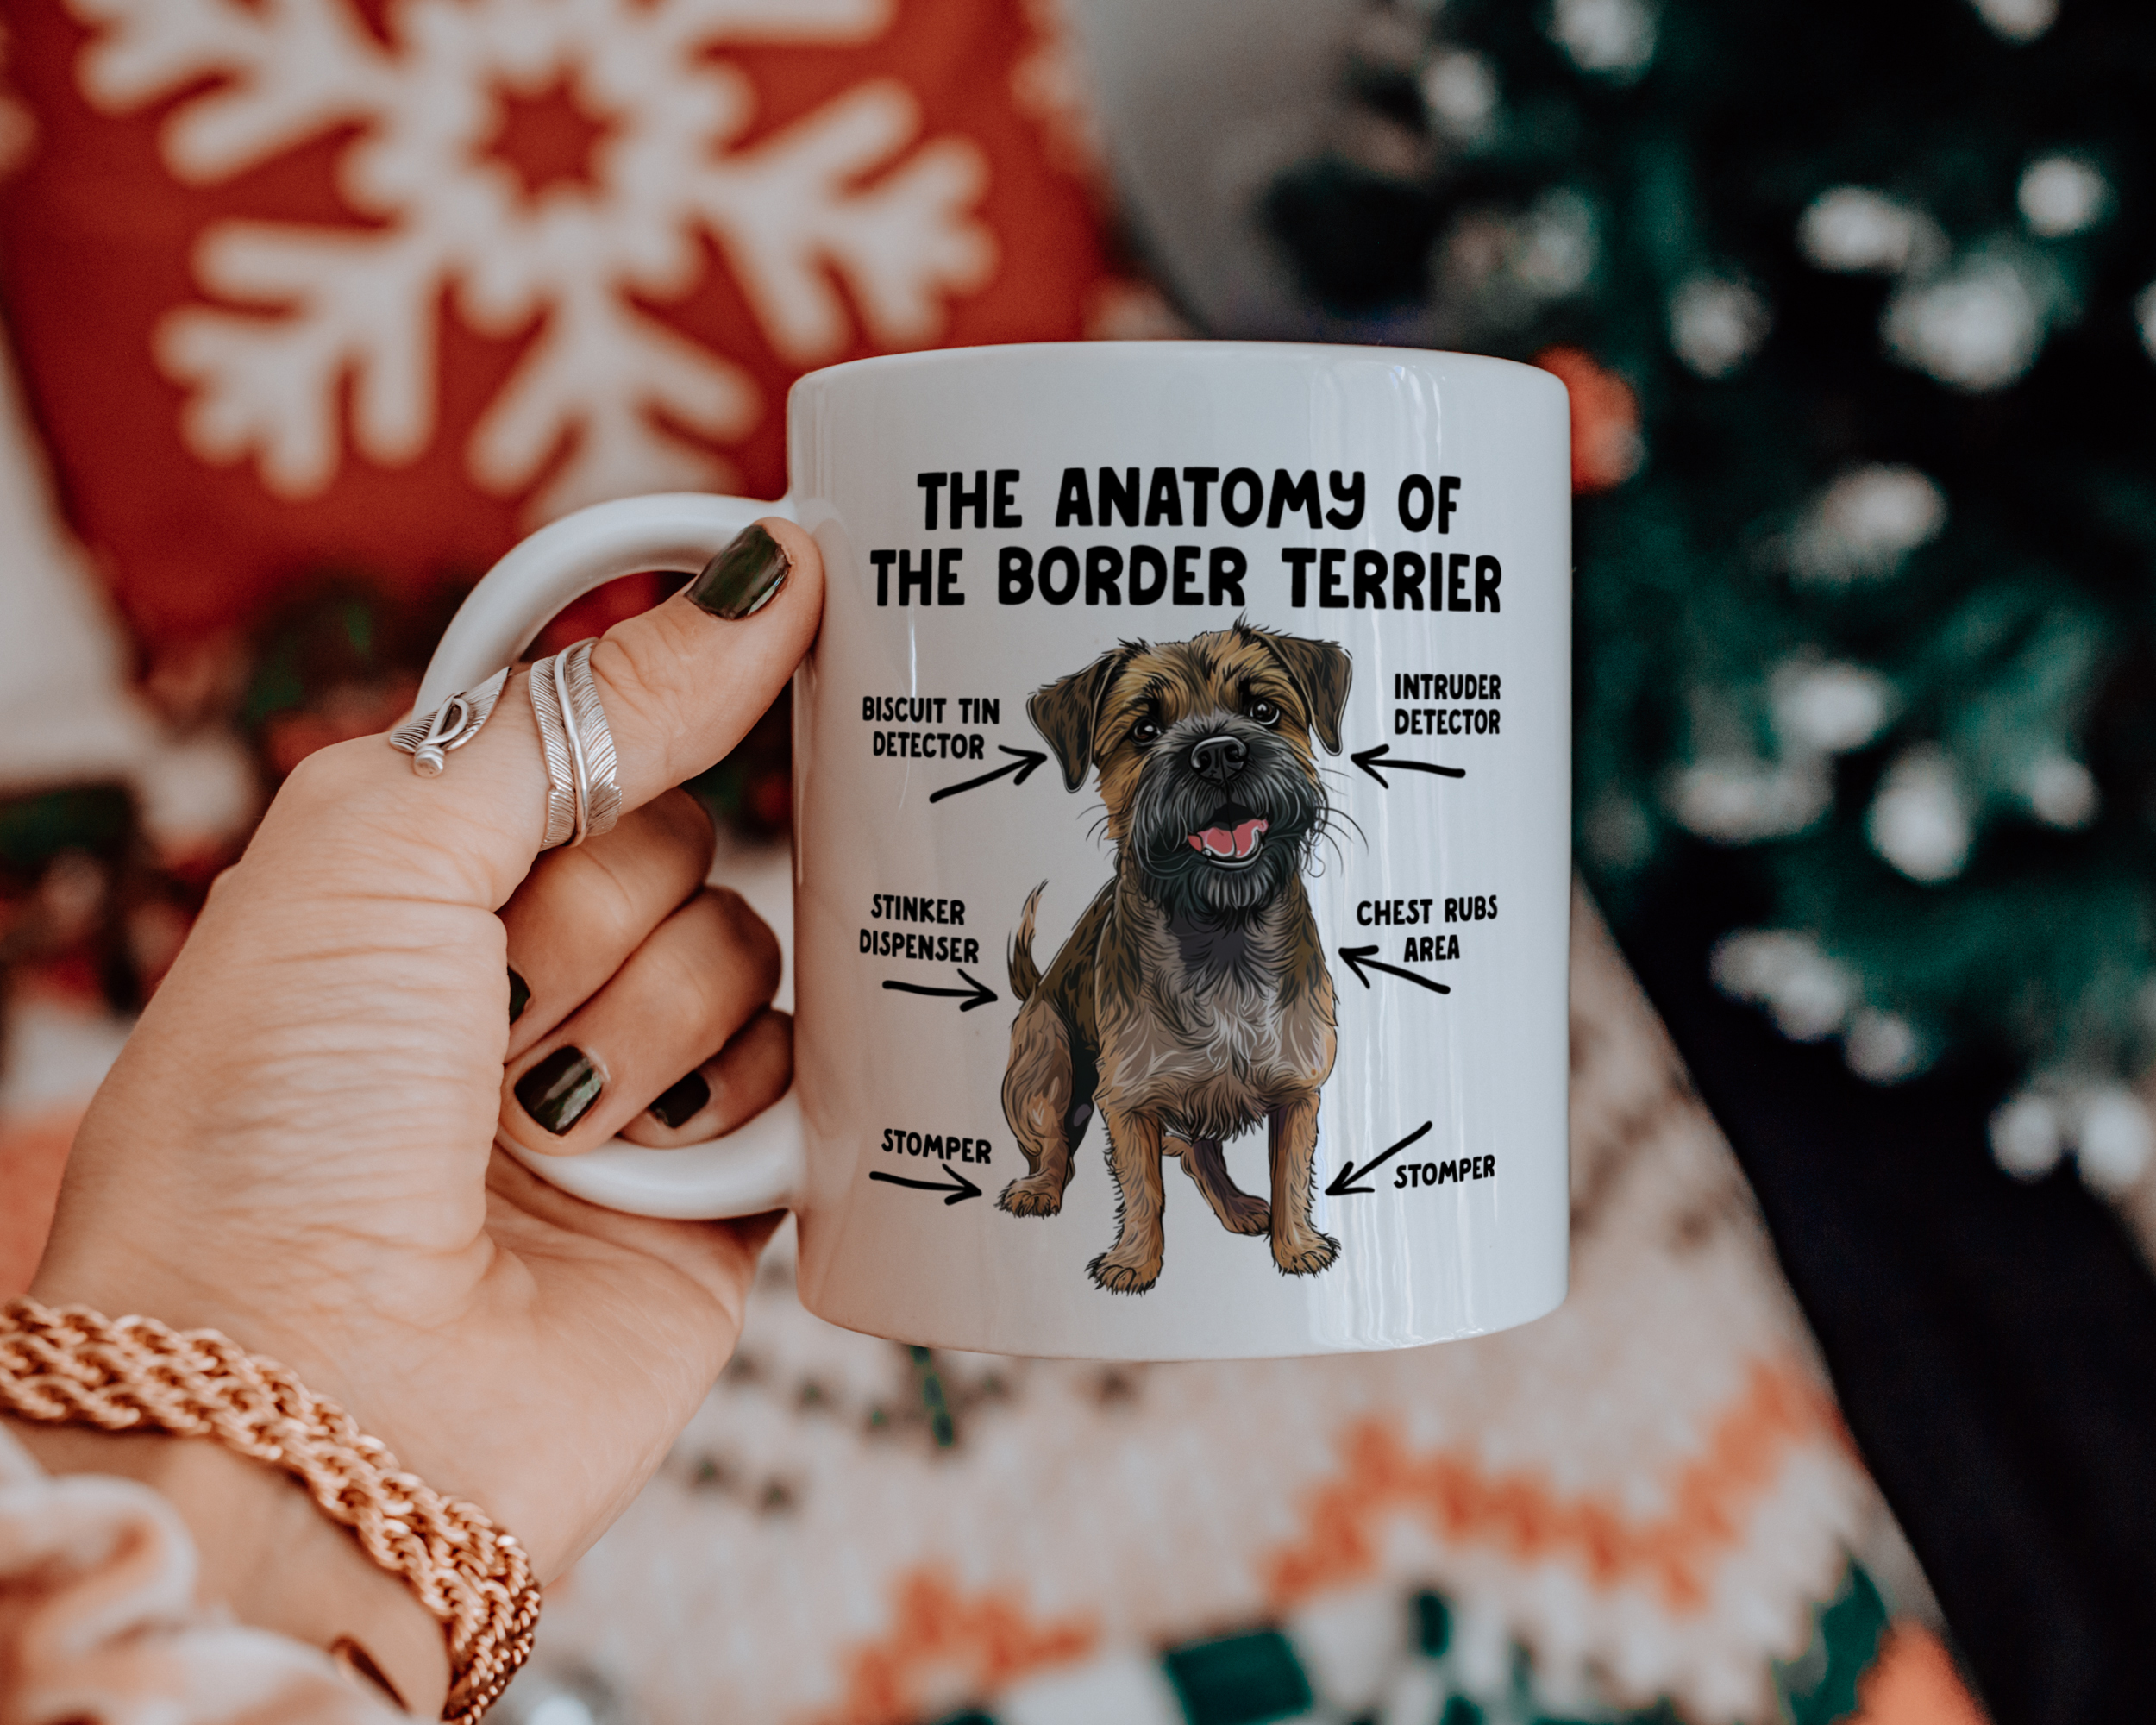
[416,492,805,1221]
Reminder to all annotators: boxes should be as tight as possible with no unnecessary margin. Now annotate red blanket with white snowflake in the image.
[0,0,1114,644]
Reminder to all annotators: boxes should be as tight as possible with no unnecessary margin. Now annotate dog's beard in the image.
[1125,718,1323,925]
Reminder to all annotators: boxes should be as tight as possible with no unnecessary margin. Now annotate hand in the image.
[21,520,821,1690]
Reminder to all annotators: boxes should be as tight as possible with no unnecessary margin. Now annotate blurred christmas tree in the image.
[1266,0,2156,1194]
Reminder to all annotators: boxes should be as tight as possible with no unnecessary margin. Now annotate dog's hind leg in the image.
[1267,1094,1339,1276]
[999,996,1079,1216]
[1088,1107,1167,1293]
[1180,1136,1271,1236]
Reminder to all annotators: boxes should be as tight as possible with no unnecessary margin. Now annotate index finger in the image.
[257,516,820,911]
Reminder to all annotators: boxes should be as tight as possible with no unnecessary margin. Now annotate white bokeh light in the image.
[1664,754,1833,844]
[1420,51,1499,141]
[2074,1088,2154,1195]
[1796,188,1941,275]
[2024,754,2099,830]
[1770,659,1896,755]
[2018,154,2109,238]
[1866,745,1971,883]
[1845,1010,1922,1083]
[1883,254,2051,392]
[1711,929,1857,1042]
[1789,465,1947,584]
[1547,0,1658,78]
[1669,275,1771,377]
[1990,1090,2065,1179]
[1971,0,2059,42]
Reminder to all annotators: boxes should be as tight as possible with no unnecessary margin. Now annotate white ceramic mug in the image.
[417,341,1571,1359]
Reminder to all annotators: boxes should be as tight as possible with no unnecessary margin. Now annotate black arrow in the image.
[881,969,999,1011]
[1326,1120,1435,1196]
[1339,945,1451,995]
[870,1164,984,1204]
[930,747,1050,804]
[1352,744,1465,787]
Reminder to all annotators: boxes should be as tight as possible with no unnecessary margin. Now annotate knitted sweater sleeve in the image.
[0,1422,411,1723]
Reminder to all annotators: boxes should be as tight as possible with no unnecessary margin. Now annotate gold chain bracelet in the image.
[0,1297,540,1723]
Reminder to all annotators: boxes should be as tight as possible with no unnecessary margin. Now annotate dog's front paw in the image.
[1213,1190,1272,1236]
[1175,1144,1270,1234]
[1270,1230,1341,1277]
[1188,1181,1270,1235]
[1087,1249,1163,1295]
[999,1175,1065,1217]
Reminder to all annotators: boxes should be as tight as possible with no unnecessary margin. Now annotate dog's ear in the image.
[1029,649,1130,791]
[1260,631,1352,755]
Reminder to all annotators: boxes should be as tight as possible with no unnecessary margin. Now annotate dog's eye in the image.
[1132,718,1161,743]
[1250,699,1281,727]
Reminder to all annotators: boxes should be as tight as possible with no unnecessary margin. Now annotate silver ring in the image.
[555,638,623,844]
[527,639,622,849]
[552,652,591,845]
[528,655,579,849]
[390,668,509,777]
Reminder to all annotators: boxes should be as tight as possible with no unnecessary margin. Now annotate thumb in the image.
[254,517,821,909]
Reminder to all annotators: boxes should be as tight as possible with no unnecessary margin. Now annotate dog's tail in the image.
[1009,882,1047,1001]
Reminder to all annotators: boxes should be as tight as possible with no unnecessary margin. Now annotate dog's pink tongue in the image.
[1188,819,1269,859]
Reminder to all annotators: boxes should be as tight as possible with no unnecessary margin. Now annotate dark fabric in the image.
[1614,851,2156,1725]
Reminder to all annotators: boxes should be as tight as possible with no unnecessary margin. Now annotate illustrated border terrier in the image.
[999,621,1351,1293]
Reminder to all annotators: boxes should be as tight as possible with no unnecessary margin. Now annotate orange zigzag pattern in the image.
[1265,1358,1839,1613]
[805,1566,1099,1725]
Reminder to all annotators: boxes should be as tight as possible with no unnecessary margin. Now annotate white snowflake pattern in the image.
[68,0,1000,518]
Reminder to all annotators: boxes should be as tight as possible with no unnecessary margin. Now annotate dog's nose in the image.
[1190,734,1247,782]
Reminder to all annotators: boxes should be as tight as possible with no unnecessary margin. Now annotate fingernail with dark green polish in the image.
[649,1070,711,1130]
[688,524,790,620]
[517,1045,603,1136]
[507,968,530,1025]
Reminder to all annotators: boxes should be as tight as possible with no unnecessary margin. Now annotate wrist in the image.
[3,1416,451,1717]
[28,1253,461,1542]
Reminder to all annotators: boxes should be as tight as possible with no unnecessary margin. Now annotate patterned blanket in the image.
[495,881,1968,1725]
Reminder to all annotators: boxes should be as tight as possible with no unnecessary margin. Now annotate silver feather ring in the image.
[528,638,623,849]
[389,668,509,777]
[529,652,578,849]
